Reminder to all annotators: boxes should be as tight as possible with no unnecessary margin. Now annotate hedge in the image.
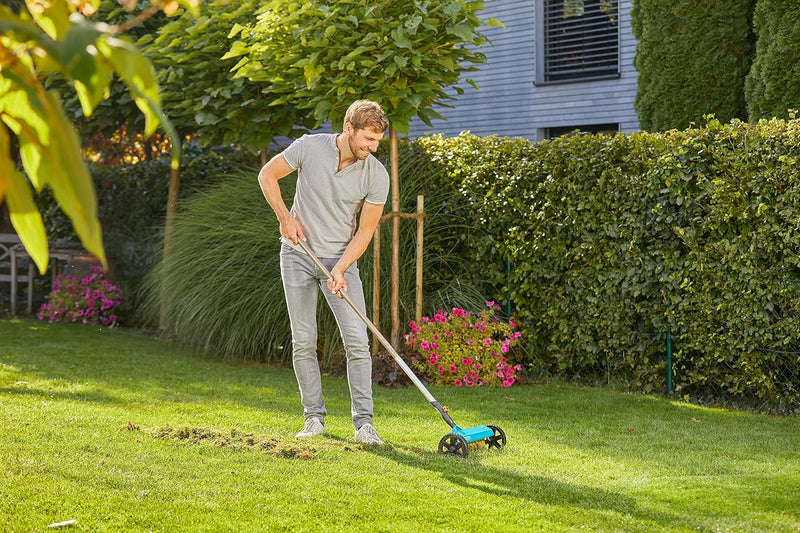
[632,0,755,131]
[744,0,800,121]
[416,118,800,413]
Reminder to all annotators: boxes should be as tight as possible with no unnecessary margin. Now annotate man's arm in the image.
[258,153,305,244]
[327,201,384,295]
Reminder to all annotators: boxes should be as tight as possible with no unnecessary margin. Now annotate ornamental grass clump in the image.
[406,302,522,387]
[37,266,124,326]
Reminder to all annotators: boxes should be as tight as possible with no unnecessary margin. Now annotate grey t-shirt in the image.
[282,133,390,258]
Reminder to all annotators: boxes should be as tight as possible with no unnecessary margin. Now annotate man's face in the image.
[347,125,385,160]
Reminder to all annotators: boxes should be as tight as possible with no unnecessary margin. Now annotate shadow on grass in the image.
[0,384,120,405]
[362,442,681,527]
[0,319,299,416]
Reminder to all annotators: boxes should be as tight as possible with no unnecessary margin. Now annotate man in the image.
[258,100,389,445]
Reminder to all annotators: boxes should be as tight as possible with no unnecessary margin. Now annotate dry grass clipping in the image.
[122,422,317,459]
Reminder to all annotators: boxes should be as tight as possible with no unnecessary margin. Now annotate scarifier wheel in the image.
[485,424,507,450]
[438,432,469,458]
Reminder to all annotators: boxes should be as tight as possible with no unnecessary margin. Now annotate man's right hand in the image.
[280,216,306,245]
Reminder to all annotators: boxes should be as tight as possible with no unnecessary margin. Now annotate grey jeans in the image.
[280,244,373,429]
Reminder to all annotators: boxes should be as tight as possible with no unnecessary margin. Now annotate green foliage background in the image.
[632,0,755,131]
[138,118,800,413]
[744,0,800,121]
[418,119,800,412]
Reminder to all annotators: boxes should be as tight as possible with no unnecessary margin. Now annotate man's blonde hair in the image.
[344,100,388,132]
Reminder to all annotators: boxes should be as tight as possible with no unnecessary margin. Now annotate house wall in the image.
[406,0,639,141]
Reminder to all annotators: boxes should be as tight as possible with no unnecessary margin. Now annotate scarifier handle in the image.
[296,239,455,428]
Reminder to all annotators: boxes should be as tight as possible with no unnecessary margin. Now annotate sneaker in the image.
[354,423,384,445]
[295,418,325,438]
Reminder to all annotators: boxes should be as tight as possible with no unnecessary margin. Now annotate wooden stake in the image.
[372,227,381,354]
[390,128,400,349]
[416,195,424,324]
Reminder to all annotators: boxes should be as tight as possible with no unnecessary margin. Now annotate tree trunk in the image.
[390,127,400,349]
[159,148,182,331]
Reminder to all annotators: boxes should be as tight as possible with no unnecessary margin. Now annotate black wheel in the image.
[485,425,507,450]
[438,433,469,458]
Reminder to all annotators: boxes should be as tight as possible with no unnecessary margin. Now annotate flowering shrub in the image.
[406,301,522,387]
[37,266,124,326]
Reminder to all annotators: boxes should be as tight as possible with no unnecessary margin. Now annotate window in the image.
[537,0,619,83]
[545,123,619,139]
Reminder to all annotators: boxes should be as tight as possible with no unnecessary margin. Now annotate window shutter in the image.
[544,0,619,82]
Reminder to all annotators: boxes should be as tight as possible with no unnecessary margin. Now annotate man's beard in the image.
[348,137,369,160]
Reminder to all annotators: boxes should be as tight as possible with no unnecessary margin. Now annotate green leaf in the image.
[54,20,112,116]
[195,112,220,125]
[312,99,332,121]
[228,22,245,39]
[95,36,161,137]
[221,39,250,60]
[446,22,474,41]
[304,63,325,89]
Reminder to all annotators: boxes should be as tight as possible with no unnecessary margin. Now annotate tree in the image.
[226,0,500,346]
[744,0,800,121]
[141,0,313,158]
[632,0,755,131]
[0,0,193,272]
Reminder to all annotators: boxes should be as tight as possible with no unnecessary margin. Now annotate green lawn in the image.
[1,318,798,532]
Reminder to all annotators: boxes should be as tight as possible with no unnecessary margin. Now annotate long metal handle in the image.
[295,239,456,428]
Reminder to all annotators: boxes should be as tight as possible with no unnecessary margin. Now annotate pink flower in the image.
[420,341,430,351]
[454,379,463,387]
[449,365,457,373]
[484,338,492,345]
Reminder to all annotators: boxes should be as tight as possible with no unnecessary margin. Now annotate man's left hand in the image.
[327,270,347,298]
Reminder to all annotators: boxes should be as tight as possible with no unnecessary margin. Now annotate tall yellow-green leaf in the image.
[0,66,106,268]
[96,36,162,137]
[0,124,48,272]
